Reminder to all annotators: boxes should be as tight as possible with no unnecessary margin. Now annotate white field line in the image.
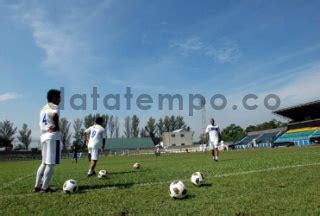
[0,174,33,191]
[0,162,320,199]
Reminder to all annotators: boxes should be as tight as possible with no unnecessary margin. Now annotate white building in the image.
[162,129,193,147]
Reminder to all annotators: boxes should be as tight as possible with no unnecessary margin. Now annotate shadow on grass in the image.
[109,169,147,175]
[201,183,213,187]
[78,182,135,192]
[172,194,196,200]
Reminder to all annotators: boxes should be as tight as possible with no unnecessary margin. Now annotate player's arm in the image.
[218,128,222,142]
[83,128,90,146]
[101,138,106,151]
[205,127,209,142]
[48,113,59,132]
[101,130,106,151]
[204,132,208,143]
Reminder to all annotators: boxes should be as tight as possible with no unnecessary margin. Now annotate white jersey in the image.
[39,103,61,142]
[205,124,220,144]
[85,124,106,148]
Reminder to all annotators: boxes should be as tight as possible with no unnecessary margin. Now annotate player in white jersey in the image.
[33,89,62,193]
[205,118,221,161]
[84,116,106,176]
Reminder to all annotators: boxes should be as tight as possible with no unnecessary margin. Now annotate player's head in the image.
[210,118,215,125]
[95,116,104,126]
[47,89,61,105]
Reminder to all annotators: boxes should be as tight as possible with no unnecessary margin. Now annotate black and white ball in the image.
[98,170,108,179]
[169,180,187,199]
[63,179,78,194]
[191,172,205,186]
[133,162,140,169]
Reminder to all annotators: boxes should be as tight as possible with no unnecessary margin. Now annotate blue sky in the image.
[1,0,320,140]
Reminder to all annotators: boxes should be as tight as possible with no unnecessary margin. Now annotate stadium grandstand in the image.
[272,100,320,147]
[230,127,286,149]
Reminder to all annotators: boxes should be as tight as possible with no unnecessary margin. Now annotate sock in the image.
[88,169,93,174]
[42,164,54,190]
[35,163,46,188]
[215,156,218,160]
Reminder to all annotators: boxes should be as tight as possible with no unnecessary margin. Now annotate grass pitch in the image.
[1,146,320,215]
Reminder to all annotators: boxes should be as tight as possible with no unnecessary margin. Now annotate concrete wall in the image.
[162,131,193,147]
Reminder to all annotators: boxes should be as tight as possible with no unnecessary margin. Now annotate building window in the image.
[171,134,175,138]
[180,134,185,137]
[181,143,185,146]
[172,144,176,146]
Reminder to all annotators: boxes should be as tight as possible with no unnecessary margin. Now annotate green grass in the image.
[1,146,320,215]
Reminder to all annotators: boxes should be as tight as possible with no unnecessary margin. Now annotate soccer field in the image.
[1,146,320,215]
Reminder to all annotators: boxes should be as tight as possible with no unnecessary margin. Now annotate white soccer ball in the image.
[63,179,78,194]
[133,162,140,169]
[169,180,187,199]
[98,170,108,179]
[191,172,205,186]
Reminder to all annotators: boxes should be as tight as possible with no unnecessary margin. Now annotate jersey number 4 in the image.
[42,114,48,125]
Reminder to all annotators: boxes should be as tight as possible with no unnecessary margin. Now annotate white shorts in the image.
[88,146,100,161]
[41,138,62,165]
[209,141,219,150]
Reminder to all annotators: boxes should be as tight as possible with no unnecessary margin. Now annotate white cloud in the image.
[205,41,240,63]
[171,36,240,63]
[170,37,204,55]
[0,93,19,102]
[7,1,112,78]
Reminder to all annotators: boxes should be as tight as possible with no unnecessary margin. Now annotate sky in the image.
[1,0,320,142]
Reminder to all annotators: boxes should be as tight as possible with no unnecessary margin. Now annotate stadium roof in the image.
[105,138,154,150]
[273,100,320,121]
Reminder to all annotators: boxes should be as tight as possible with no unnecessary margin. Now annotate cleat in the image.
[40,187,56,193]
[87,171,96,177]
[33,187,41,193]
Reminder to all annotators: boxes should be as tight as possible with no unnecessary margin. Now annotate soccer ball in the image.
[98,170,108,179]
[63,179,78,194]
[169,180,187,199]
[191,172,205,186]
[133,162,140,169]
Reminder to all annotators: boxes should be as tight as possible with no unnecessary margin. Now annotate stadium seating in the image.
[232,130,283,149]
[273,128,320,146]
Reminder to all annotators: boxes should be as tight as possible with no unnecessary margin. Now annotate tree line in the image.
[0,117,286,150]
[0,114,190,150]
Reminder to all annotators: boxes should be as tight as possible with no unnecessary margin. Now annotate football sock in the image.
[42,164,54,190]
[35,163,46,188]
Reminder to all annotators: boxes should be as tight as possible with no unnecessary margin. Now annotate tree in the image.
[164,116,171,132]
[245,119,287,132]
[108,115,115,138]
[0,120,17,148]
[157,118,165,137]
[221,124,246,143]
[124,116,131,138]
[175,116,186,130]
[17,123,32,149]
[115,117,120,138]
[140,128,147,137]
[60,118,72,150]
[73,118,83,149]
[169,115,176,131]
[84,114,95,128]
[132,115,140,138]
[145,117,157,144]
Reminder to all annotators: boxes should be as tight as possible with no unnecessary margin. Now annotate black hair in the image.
[47,89,61,102]
[95,116,104,125]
